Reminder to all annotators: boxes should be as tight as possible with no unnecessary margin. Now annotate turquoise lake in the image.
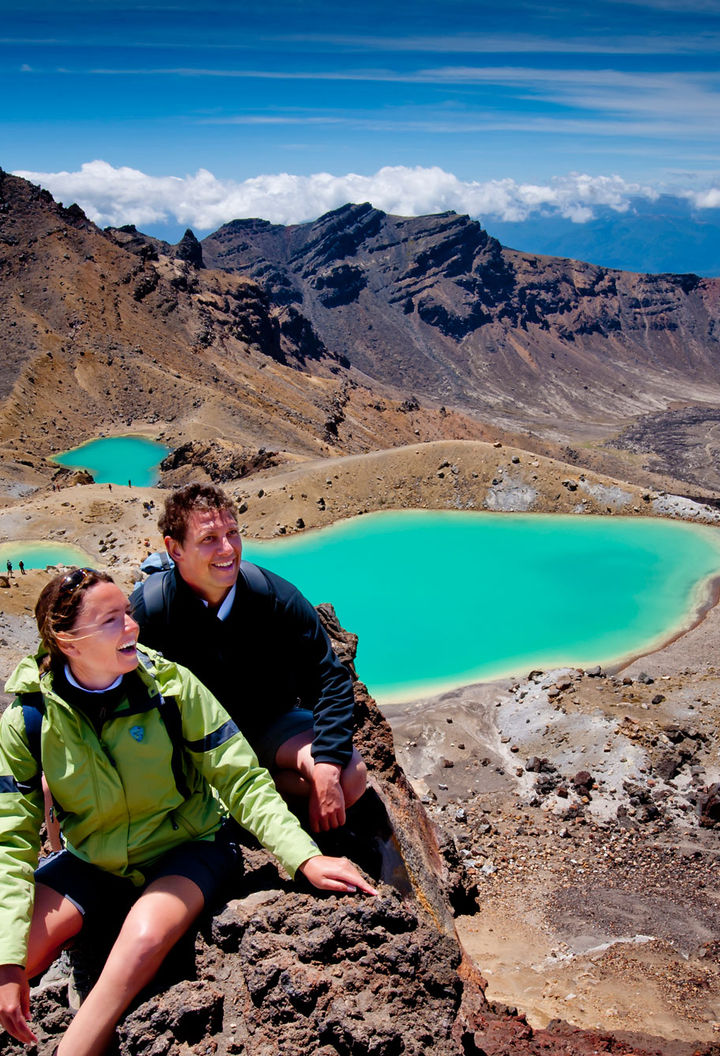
[243,511,720,702]
[52,436,169,487]
[0,541,91,571]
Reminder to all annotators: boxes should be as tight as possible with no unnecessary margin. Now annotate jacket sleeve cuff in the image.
[281,836,322,879]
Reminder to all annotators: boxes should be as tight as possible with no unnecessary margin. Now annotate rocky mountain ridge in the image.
[201,202,720,433]
[3,169,720,496]
[0,170,495,498]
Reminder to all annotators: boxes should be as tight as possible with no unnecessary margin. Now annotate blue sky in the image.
[2,0,720,269]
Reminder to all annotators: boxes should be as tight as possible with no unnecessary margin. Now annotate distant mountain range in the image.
[198,202,720,437]
[485,196,720,278]
[2,169,720,493]
[128,193,720,279]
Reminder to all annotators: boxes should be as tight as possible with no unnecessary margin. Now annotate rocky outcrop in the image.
[175,228,204,270]
[49,467,95,488]
[159,441,279,486]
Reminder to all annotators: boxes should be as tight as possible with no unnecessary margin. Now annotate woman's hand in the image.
[0,964,37,1045]
[299,855,378,896]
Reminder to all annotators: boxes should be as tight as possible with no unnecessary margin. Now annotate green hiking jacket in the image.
[0,648,320,967]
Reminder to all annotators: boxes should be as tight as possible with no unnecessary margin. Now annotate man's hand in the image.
[0,964,37,1044]
[309,762,345,833]
[299,855,378,895]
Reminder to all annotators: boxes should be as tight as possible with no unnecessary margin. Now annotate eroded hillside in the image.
[202,203,720,436]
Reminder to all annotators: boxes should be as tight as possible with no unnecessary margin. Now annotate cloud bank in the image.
[12,160,718,232]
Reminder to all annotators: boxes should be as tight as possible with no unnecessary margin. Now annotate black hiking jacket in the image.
[129,566,355,766]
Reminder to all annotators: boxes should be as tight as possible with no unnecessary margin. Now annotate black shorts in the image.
[35,823,242,925]
[252,707,314,769]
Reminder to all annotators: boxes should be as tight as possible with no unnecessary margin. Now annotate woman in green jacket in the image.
[0,568,376,1055]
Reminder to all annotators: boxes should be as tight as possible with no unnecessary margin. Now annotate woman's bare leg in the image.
[0,884,83,1045]
[56,874,204,1056]
[26,882,84,977]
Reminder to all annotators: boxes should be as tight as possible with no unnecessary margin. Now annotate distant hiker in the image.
[108,483,112,491]
[130,483,367,834]
[18,561,25,575]
[6,561,12,578]
[0,568,376,1053]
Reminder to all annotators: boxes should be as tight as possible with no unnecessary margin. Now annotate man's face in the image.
[166,508,242,605]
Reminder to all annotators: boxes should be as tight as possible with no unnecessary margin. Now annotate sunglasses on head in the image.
[58,567,98,596]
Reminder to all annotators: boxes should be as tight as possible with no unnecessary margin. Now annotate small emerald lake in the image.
[0,540,92,571]
[243,510,720,702]
[52,436,169,487]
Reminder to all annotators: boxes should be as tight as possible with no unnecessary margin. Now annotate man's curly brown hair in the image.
[158,483,238,544]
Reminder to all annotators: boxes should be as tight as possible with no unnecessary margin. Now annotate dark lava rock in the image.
[572,771,594,795]
[653,748,686,782]
[160,441,278,484]
[174,227,205,269]
[525,757,556,774]
[312,263,367,307]
[535,773,560,796]
[120,979,223,1052]
[699,783,720,828]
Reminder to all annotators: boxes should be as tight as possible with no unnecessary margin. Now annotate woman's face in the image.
[58,581,140,690]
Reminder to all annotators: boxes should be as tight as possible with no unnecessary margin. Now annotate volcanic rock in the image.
[201,203,720,437]
[174,228,204,270]
[159,440,279,486]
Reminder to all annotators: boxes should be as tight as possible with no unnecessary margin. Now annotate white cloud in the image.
[686,187,720,208]
[13,160,701,234]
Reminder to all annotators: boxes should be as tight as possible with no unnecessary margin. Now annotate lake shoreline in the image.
[51,435,169,488]
[613,571,720,677]
[369,572,720,709]
[249,509,720,707]
[382,571,720,721]
[383,565,720,1048]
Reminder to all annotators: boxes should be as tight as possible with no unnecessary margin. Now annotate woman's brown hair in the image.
[35,567,114,667]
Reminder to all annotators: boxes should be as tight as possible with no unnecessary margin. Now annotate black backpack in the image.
[138,554,273,623]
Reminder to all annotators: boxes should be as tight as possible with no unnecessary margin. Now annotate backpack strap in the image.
[156,693,191,800]
[136,653,190,800]
[140,550,174,574]
[19,692,45,794]
[238,561,273,599]
[140,560,272,624]
[140,567,173,622]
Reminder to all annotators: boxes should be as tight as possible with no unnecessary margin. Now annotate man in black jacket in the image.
[130,483,366,833]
